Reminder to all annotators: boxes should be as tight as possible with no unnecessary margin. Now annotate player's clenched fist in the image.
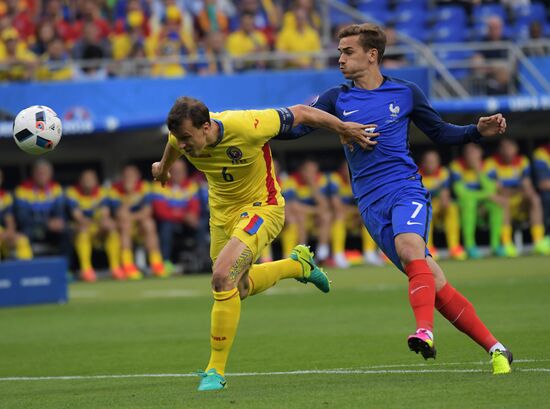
[152,161,171,187]
[477,113,506,137]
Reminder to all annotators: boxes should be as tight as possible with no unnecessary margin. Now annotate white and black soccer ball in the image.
[13,105,62,155]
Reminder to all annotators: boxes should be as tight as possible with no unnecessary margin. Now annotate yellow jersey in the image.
[168,108,290,225]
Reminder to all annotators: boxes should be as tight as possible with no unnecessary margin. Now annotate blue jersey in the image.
[277,77,482,214]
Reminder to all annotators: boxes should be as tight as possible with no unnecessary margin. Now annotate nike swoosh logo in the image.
[410,285,428,295]
[407,221,423,225]
[343,109,359,116]
[299,256,315,272]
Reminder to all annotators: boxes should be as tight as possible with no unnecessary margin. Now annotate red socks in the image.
[405,259,436,331]
[435,283,498,352]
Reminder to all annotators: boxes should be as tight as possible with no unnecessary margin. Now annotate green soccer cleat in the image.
[533,238,550,256]
[197,368,227,391]
[290,244,331,293]
[491,349,513,375]
[503,244,519,258]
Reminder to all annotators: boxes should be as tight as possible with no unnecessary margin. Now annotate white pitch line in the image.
[1,367,549,382]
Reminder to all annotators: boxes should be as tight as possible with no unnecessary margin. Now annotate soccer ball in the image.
[13,105,62,155]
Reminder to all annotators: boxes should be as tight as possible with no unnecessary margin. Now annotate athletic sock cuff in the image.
[213,288,239,301]
[404,259,432,279]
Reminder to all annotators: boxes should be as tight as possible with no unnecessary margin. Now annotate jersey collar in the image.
[208,119,224,148]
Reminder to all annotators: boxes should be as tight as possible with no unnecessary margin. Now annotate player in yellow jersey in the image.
[152,97,374,391]
[419,151,466,260]
[66,170,123,282]
[329,160,384,267]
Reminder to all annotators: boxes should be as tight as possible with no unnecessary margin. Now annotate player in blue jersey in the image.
[277,23,512,375]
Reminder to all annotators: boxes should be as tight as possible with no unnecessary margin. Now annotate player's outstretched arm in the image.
[152,141,182,187]
[288,104,378,150]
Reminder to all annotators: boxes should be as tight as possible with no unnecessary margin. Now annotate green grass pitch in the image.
[1,256,549,409]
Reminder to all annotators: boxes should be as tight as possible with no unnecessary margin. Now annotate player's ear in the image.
[369,48,378,64]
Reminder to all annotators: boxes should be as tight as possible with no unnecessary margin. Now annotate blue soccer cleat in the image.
[197,368,227,391]
[290,244,331,293]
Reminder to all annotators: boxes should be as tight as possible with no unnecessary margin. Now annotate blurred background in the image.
[0,0,549,281]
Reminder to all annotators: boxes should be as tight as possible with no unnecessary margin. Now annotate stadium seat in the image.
[330,6,354,27]
[395,23,428,42]
[394,4,428,26]
[431,21,467,43]
[431,5,468,26]
[356,5,390,24]
[511,2,547,24]
[355,0,389,9]
[393,0,428,6]
[472,4,508,24]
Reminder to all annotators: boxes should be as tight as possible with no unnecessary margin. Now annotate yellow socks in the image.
[331,219,346,255]
[75,232,92,271]
[149,249,163,266]
[531,224,545,243]
[502,225,513,246]
[122,248,134,267]
[445,203,461,249]
[206,288,241,376]
[362,227,376,253]
[247,258,303,296]
[280,223,298,257]
[105,232,121,270]
[15,235,33,260]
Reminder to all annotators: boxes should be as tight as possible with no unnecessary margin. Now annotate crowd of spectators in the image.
[1,138,549,281]
[0,0,327,81]
[1,0,549,85]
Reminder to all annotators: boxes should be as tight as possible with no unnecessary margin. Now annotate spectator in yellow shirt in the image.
[226,11,268,71]
[0,28,36,81]
[36,37,73,81]
[275,8,321,69]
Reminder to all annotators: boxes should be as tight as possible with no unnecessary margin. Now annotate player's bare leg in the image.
[395,233,437,359]
[426,257,513,374]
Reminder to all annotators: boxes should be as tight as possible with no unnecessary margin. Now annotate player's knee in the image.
[396,238,425,265]
[211,270,233,292]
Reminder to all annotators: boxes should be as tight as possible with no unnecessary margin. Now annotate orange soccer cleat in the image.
[80,268,97,283]
[123,264,143,280]
[151,261,168,278]
[449,245,467,261]
[111,266,126,281]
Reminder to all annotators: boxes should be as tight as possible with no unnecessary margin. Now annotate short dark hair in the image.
[338,23,386,64]
[167,97,211,136]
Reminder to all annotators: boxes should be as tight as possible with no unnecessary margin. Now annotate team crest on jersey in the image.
[389,103,400,118]
[226,146,247,164]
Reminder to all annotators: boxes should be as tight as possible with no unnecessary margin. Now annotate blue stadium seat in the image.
[393,0,428,6]
[431,21,467,43]
[330,6,354,27]
[355,0,389,8]
[394,4,428,26]
[512,2,547,24]
[472,4,508,24]
[431,5,468,26]
[356,5,390,24]
[395,23,428,42]
[513,21,533,41]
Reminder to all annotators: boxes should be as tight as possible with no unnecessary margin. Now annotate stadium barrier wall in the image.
[0,67,428,137]
[0,257,68,308]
